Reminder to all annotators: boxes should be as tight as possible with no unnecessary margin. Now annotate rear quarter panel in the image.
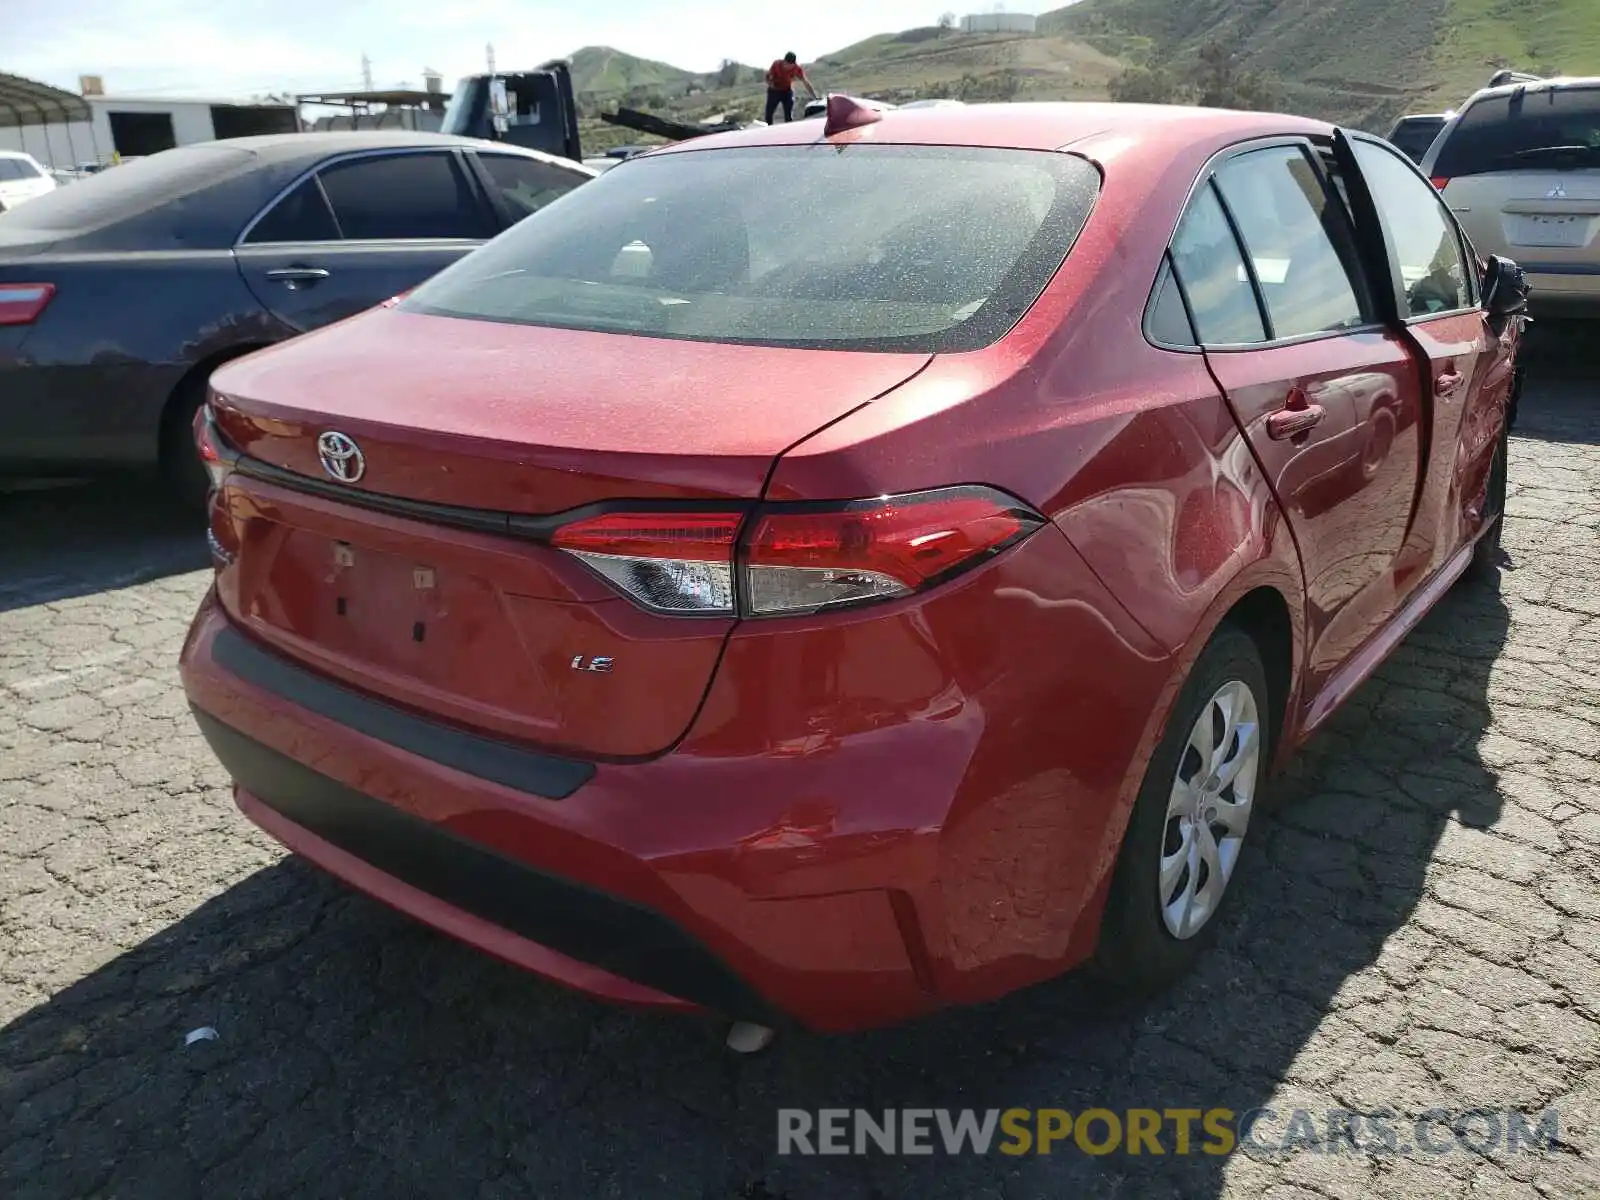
[1,252,290,470]
[755,126,1312,990]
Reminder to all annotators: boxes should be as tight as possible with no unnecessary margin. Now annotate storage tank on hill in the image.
[959,11,1037,33]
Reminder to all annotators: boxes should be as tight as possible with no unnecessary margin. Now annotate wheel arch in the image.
[1219,585,1295,765]
[157,341,272,470]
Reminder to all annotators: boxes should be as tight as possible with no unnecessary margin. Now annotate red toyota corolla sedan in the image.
[179,100,1528,1033]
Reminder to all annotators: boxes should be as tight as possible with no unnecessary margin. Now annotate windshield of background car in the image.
[401,144,1102,353]
[0,144,255,231]
[1433,86,1600,176]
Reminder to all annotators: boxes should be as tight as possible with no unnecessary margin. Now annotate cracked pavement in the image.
[2,329,1599,1199]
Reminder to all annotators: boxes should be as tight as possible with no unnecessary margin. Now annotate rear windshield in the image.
[402,143,1101,353]
[0,144,254,230]
[1434,86,1600,176]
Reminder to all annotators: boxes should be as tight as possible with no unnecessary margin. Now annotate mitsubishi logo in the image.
[1547,183,1568,199]
[316,431,365,483]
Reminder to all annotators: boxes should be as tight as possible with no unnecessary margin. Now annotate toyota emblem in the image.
[317,431,365,483]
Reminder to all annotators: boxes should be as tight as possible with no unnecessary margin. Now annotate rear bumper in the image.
[192,705,765,1018]
[181,593,948,1031]
[1522,266,1600,317]
[180,520,1174,1031]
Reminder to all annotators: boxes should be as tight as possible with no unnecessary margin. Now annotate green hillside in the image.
[568,45,699,97]
[1043,0,1600,129]
[573,28,1123,152]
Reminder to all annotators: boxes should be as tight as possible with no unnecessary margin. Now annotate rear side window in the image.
[477,154,588,221]
[1213,145,1369,339]
[0,160,20,181]
[1434,86,1600,177]
[4,158,42,179]
[403,144,1101,353]
[1351,139,1474,316]
[243,177,340,243]
[1168,184,1267,345]
[1147,258,1197,347]
[316,152,493,241]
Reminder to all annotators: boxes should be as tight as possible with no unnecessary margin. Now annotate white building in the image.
[0,74,299,170]
[960,11,1038,34]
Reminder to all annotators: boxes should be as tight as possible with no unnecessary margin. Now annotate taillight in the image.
[0,283,55,326]
[553,510,742,614]
[743,490,1039,615]
[206,491,239,567]
[192,402,238,494]
[551,487,1044,618]
[1430,177,1450,191]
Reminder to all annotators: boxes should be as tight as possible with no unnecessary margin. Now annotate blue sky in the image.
[5,0,985,98]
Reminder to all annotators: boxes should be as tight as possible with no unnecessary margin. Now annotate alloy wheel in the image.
[1158,678,1261,940]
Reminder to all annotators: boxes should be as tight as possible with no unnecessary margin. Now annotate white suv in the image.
[0,151,58,213]
[1421,75,1600,316]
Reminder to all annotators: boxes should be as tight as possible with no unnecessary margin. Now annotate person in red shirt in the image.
[765,52,817,124]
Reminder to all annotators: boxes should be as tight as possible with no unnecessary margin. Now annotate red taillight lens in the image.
[0,283,55,326]
[744,489,1041,615]
[192,403,237,494]
[549,488,1043,618]
[553,510,742,614]
[1430,177,1450,191]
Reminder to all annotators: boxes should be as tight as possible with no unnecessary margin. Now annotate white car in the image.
[0,151,57,212]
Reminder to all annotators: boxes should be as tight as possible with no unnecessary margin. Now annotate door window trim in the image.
[235,146,493,247]
[1144,134,1392,354]
[1342,131,1482,324]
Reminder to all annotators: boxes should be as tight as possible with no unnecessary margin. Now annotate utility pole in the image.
[361,53,373,91]
[486,43,496,74]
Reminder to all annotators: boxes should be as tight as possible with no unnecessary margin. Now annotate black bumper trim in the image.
[211,626,594,800]
[191,707,775,1021]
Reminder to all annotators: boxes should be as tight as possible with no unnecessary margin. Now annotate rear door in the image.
[1429,85,1600,278]
[1169,140,1426,689]
[234,148,498,332]
[1344,133,1508,576]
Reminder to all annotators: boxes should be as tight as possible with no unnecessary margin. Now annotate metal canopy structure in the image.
[295,88,445,131]
[296,88,441,109]
[0,72,90,128]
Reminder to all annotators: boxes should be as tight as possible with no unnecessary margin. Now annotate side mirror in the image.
[1482,254,1530,326]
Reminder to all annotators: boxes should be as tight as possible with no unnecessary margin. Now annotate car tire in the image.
[1091,624,1270,999]
[1465,432,1509,585]
[159,374,211,511]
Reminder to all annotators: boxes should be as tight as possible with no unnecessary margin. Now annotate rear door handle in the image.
[1267,389,1326,440]
[264,267,331,288]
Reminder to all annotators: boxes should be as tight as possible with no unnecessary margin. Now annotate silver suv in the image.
[1422,74,1600,316]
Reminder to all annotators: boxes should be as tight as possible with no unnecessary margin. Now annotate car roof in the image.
[647,101,1332,162]
[192,129,586,168]
[0,132,594,255]
[1463,75,1600,106]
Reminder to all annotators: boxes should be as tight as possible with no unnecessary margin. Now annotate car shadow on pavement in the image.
[1517,321,1600,447]
[0,483,206,615]
[0,581,1514,1200]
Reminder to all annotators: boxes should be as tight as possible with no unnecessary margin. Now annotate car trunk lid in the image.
[208,306,931,759]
